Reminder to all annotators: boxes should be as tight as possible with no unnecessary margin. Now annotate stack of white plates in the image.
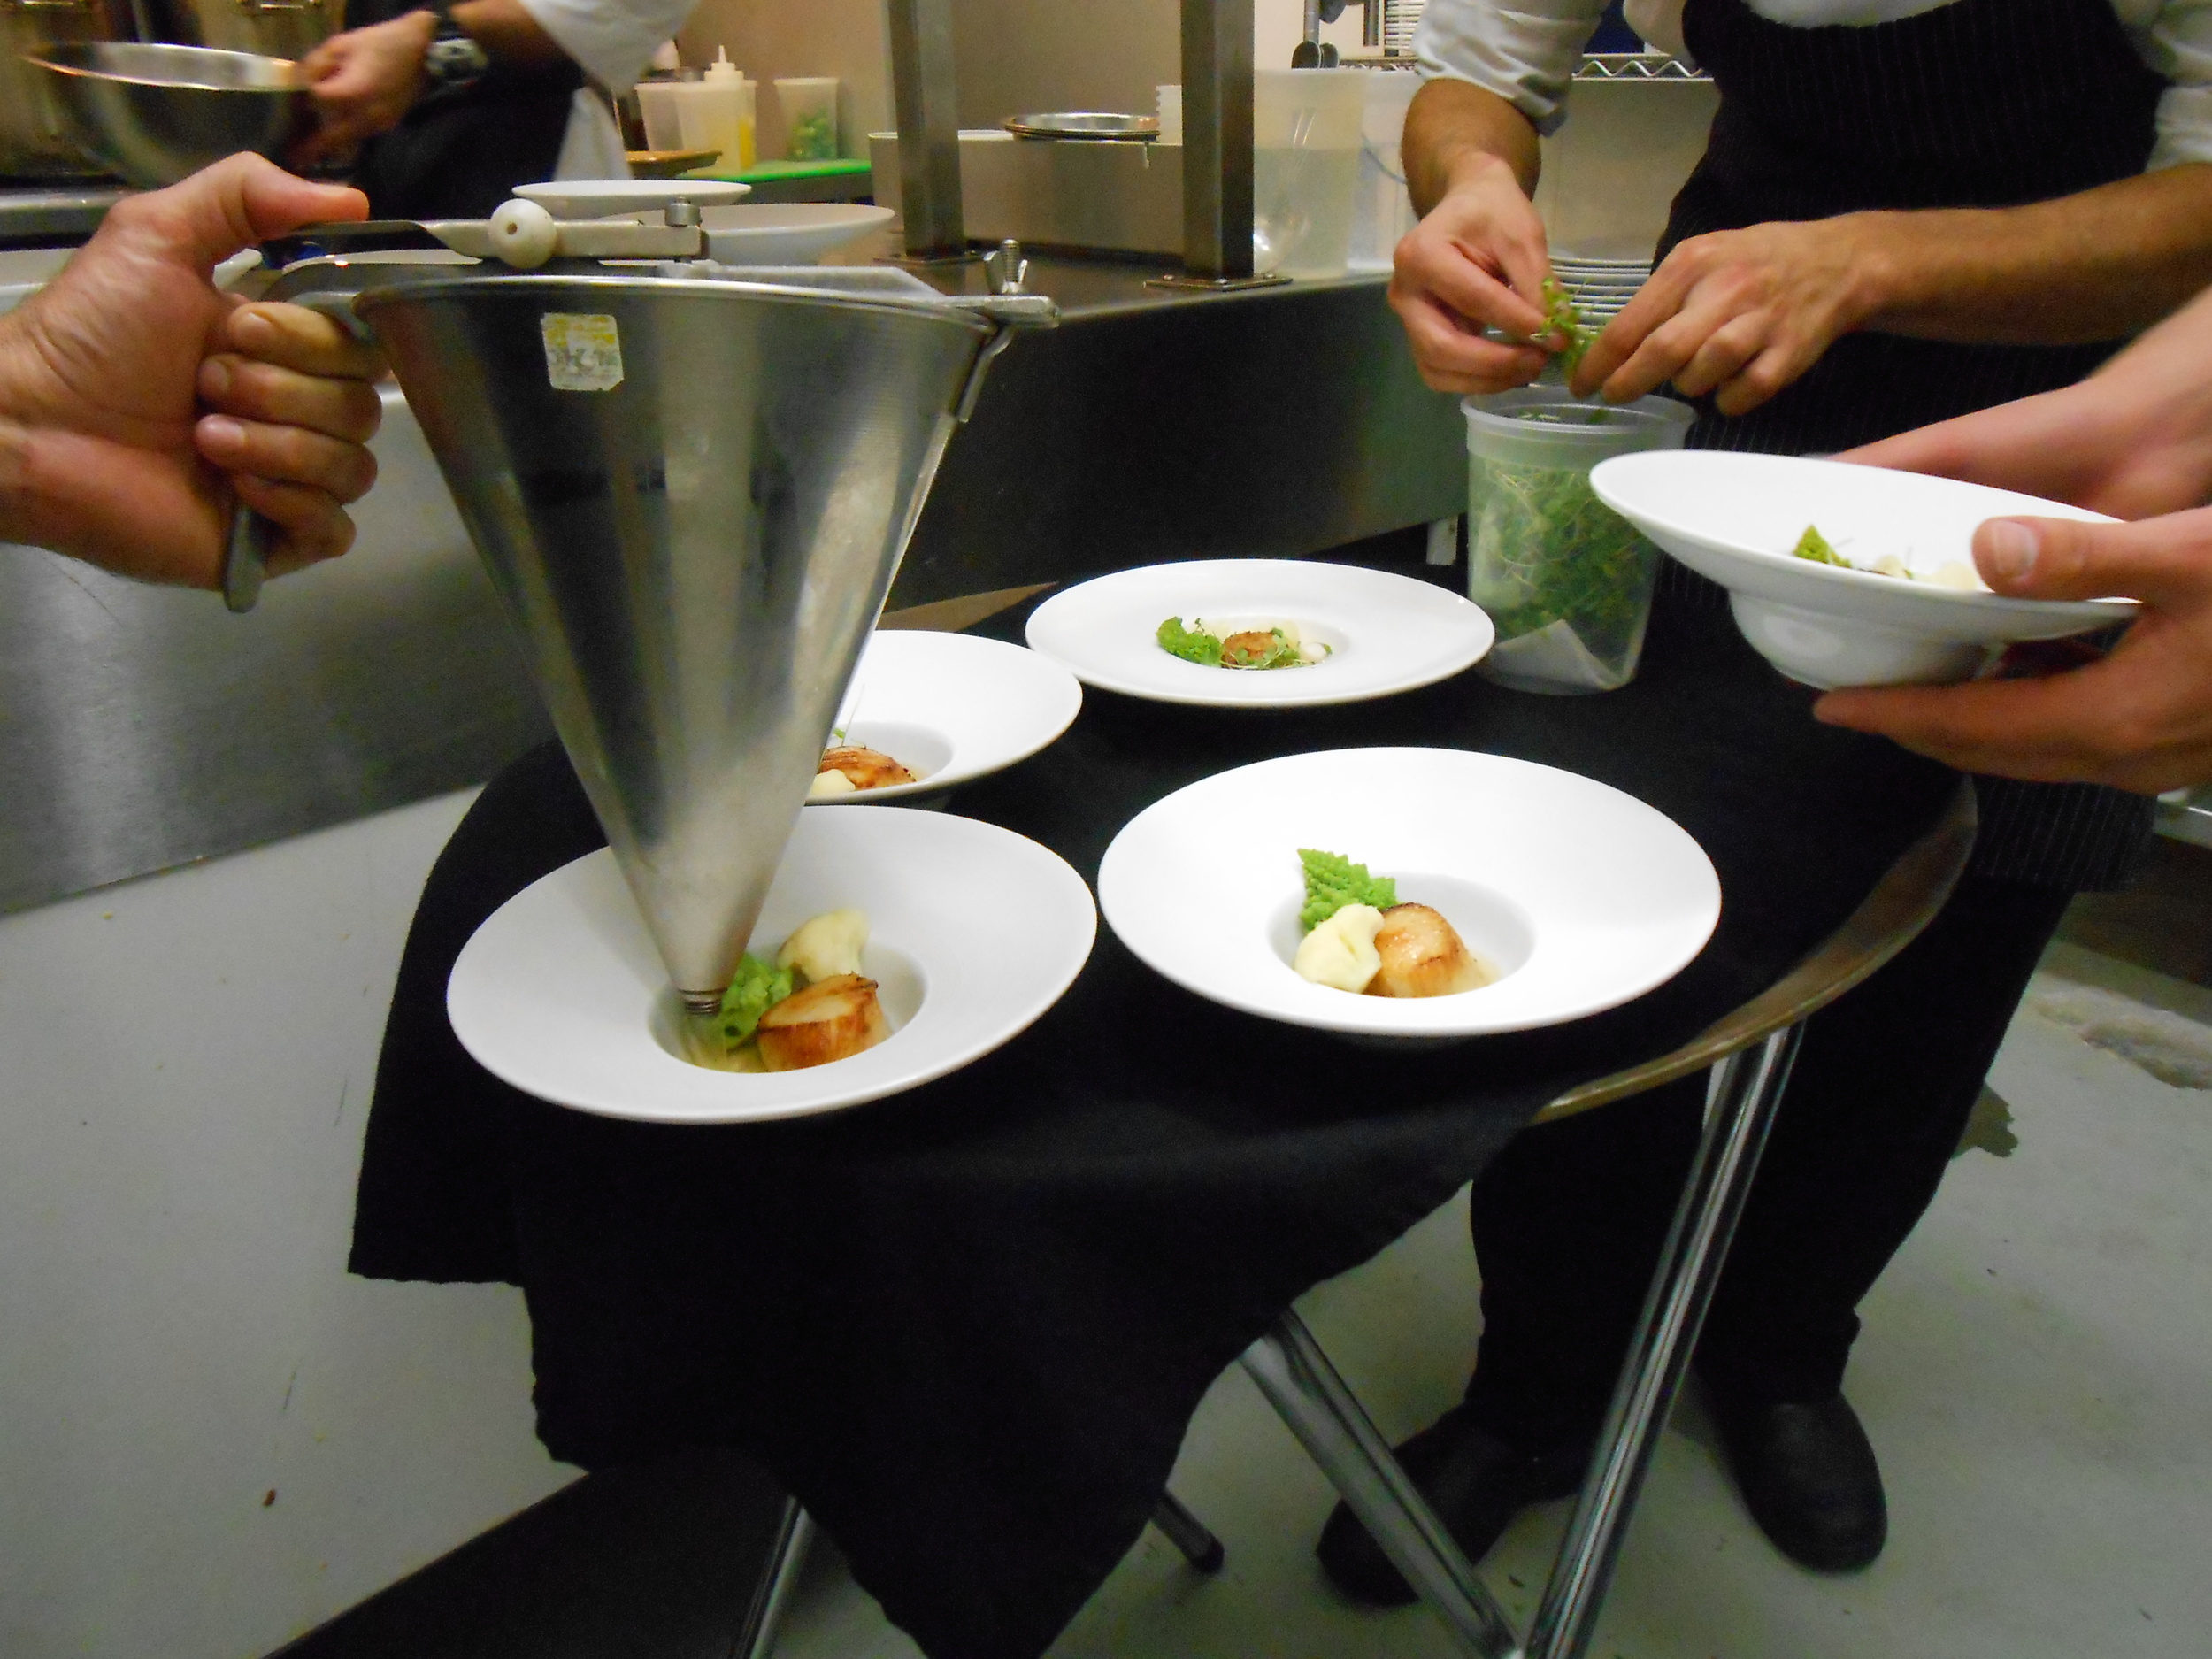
[1551,255,1649,327]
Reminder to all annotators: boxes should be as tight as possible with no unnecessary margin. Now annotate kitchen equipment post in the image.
[357,273,1049,1012]
[885,0,964,258]
[1164,0,1282,288]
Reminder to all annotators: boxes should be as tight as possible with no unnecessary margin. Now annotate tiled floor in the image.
[771,876,2212,1659]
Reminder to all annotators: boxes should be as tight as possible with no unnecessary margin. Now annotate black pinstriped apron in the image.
[1660,0,2165,886]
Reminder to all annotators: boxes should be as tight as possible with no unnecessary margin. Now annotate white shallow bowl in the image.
[514,179,751,219]
[810,629,1081,804]
[1025,559,1495,708]
[449,806,1097,1124]
[1591,451,2135,689]
[696,203,893,263]
[1099,748,1720,1039]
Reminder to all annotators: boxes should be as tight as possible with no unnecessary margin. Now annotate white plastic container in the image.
[636,79,687,152]
[1253,67,1366,279]
[775,76,839,159]
[1348,69,1420,273]
[1463,387,1694,694]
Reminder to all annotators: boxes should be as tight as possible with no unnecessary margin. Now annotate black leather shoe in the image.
[1315,1407,1588,1606]
[1707,1389,1887,1571]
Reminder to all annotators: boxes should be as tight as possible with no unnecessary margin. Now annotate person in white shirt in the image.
[1319,0,2212,1605]
[296,0,700,219]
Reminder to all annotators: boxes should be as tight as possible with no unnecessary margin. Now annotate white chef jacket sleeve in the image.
[2135,0,2212,169]
[1413,0,1615,134]
[517,0,699,93]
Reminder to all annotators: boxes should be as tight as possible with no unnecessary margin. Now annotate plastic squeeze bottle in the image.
[700,47,757,172]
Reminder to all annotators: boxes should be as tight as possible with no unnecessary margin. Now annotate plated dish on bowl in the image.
[1098,748,1720,1039]
[448,806,1097,1124]
[803,630,1081,804]
[1025,559,1495,708]
[1590,451,2135,689]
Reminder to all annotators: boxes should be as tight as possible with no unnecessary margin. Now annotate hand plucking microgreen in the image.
[1540,276,1591,376]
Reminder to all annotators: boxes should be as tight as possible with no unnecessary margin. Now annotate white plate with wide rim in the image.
[809,630,1081,804]
[1591,451,2136,688]
[1098,748,1719,1039]
[514,179,752,218]
[449,806,1097,1123]
[1025,559,1495,708]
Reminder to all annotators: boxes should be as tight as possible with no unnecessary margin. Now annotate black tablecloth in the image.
[352,575,1955,1659]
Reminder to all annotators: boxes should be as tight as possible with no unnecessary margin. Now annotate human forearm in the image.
[1854,165,2212,345]
[451,0,569,72]
[1402,78,1541,218]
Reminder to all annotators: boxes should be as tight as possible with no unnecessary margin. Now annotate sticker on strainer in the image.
[541,312,624,392]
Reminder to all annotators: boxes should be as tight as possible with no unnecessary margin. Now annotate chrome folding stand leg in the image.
[1241,1312,1522,1658]
[1523,1025,1806,1659]
[736,1497,816,1659]
[1151,1491,1227,1571]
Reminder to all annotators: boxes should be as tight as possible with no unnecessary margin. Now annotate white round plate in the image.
[1025,559,1495,708]
[1591,451,2135,688]
[1099,748,1719,1039]
[514,179,751,219]
[810,630,1081,804]
[449,807,1097,1123]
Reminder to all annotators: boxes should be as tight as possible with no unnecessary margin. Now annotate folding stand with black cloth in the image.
[352,582,1959,1659]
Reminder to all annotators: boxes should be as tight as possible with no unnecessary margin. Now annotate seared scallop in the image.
[1366,903,1492,998]
[755,973,891,1071]
[818,747,917,791]
[1218,629,1280,666]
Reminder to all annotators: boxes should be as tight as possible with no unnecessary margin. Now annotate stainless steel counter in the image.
[0,260,1463,916]
[0,184,123,249]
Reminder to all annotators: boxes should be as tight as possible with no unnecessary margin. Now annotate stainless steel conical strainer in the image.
[357,272,1049,1012]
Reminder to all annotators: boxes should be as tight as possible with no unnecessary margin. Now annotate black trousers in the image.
[1462,872,2071,1446]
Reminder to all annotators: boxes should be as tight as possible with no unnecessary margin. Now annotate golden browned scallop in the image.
[819,747,918,791]
[1366,903,1493,999]
[1218,630,1279,666]
[755,973,892,1071]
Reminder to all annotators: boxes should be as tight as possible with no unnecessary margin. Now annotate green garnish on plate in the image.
[717,953,794,1050]
[1298,849,1398,932]
[1793,525,1850,566]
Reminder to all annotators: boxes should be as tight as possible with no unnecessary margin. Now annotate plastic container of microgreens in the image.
[1463,387,1694,694]
[776,77,840,160]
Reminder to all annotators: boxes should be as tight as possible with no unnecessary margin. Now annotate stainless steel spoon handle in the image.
[222,502,275,613]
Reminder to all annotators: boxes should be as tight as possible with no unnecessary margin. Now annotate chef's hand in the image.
[296,11,438,165]
[0,153,381,587]
[1573,216,1877,413]
[1388,156,1557,395]
[1843,287,2212,520]
[1816,511,2212,794]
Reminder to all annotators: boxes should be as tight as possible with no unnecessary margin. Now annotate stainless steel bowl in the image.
[23,42,307,189]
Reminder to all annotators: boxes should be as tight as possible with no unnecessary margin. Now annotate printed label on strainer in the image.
[541,313,624,392]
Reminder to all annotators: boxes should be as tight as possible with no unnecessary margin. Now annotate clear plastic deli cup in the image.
[776,76,840,160]
[1252,67,1366,279]
[1463,387,1694,695]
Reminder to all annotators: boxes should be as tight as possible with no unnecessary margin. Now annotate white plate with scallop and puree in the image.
[1590,451,2136,688]
[1024,559,1496,708]
[807,630,1082,804]
[1098,749,1719,1039]
[448,807,1097,1123]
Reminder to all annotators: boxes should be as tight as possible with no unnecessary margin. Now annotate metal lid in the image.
[1003,111,1158,142]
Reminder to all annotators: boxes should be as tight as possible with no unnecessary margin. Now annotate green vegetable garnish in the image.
[1298,849,1397,933]
[717,952,793,1049]
[1157,616,1225,666]
[1540,276,1591,375]
[1792,525,1849,566]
